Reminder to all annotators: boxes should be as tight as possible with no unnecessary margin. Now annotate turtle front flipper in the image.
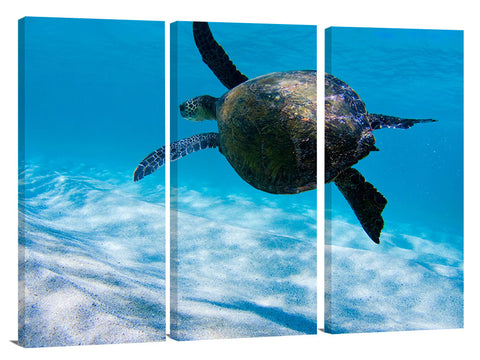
[193,22,248,90]
[333,168,387,244]
[133,132,219,182]
[369,113,437,130]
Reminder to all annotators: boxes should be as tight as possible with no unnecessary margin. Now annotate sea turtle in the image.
[325,73,436,243]
[133,22,317,195]
[133,22,435,244]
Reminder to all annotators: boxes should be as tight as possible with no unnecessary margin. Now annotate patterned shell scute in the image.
[325,73,376,183]
[216,70,317,194]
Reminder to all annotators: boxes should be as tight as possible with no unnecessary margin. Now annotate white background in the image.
[1,0,478,359]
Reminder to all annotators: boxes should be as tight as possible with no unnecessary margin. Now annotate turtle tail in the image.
[193,22,248,90]
[133,132,219,182]
[369,113,437,130]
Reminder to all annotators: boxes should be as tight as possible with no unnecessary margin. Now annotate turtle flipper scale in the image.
[334,167,387,244]
[133,132,220,182]
[193,22,248,90]
[133,146,165,182]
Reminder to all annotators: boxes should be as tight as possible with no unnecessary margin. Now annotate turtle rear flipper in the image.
[369,113,437,130]
[193,22,248,89]
[334,168,387,243]
[133,132,219,182]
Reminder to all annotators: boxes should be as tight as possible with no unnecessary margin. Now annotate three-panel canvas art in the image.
[18,17,463,347]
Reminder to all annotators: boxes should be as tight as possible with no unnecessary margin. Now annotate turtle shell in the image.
[325,73,377,183]
[215,70,317,194]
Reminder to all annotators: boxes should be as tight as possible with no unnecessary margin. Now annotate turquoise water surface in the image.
[19,17,166,347]
[325,27,463,333]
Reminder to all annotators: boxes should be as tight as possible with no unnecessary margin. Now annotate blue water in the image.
[170,22,317,340]
[18,19,458,344]
[19,17,166,347]
[325,27,463,333]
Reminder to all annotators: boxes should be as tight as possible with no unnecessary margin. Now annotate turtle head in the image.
[179,95,217,121]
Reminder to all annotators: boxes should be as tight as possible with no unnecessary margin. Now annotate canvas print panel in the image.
[168,21,317,340]
[18,17,166,347]
[325,27,463,333]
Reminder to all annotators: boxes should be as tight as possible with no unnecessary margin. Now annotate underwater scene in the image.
[169,22,317,340]
[18,17,166,347]
[325,27,463,333]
